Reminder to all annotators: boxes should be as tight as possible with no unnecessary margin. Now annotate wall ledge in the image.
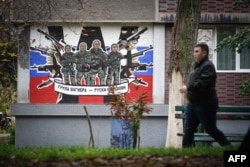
[11,104,168,117]
[159,13,250,23]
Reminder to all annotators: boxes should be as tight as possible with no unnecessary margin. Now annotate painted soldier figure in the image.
[106,43,123,85]
[61,45,75,85]
[89,39,107,85]
[74,42,91,85]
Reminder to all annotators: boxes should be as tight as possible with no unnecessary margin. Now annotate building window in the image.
[216,27,236,70]
[239,45,250,70]
[198,27,250,72]
[216,27,250,72]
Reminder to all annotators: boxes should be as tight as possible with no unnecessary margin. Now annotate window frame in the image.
[214,27,250,73]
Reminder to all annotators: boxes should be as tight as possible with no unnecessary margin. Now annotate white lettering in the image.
[228,155,247,162]
[241,155,246,162]
[54,82,129,95]
[58,85,69,91]
[94,88,107,92]
[235,155,240,162]
[116,86,126,90]
[228,155,235,162]
[70,87,87,92]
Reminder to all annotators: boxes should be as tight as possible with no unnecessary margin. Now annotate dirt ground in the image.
[0,156,223,167]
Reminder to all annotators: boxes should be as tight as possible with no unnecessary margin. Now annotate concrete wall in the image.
[12,0,157,22]
[11,104,250,148]
[11,104,168,147]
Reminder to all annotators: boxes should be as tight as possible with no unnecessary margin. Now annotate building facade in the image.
[13,0,250,105]
[160,0,250,105]
[11,0,250,147]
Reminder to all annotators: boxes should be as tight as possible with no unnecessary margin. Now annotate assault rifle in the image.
[106,27,148,51]
[117,27,148,45]
[131,63,153,71]
[30,63,63,87]
[130,45,153,58]
[37,29,64,54]
[30,63,61,75]
[120,45,153,82]
[122,45,153,67]
[31,65,54,72]
[30,46,49,55]
[37,29,75,55]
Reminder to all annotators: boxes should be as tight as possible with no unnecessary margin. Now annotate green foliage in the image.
[216,27,250,97]
[216,26,250,53]
[108,86,152,148]
[0,144,237,160]
[108,86,152,120]
[0,84,17,115]
[239,75,250,97]
[7,128,15,145]
[233,0,250,9]
[0,0,18,117]
[0,40,18,86]
[0,40,17,116]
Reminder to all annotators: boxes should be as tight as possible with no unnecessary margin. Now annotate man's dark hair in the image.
[195,43,209,56]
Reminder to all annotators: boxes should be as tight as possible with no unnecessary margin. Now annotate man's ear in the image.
[202,50,207,57]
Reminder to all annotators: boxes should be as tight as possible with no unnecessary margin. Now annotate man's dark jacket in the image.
[187,57,217,103]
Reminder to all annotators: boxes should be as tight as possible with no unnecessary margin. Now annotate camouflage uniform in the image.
[106,51,122,85]
[89,48,107,85]
[61,52,75,85]
[74,50,91,85]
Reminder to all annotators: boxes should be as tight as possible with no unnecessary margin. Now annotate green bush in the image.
[8,128,15,145]
[239,75,250,97]
[0,40,17,117]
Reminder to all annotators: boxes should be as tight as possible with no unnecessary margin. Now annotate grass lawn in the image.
[0,134,239,167]
[0,143,237,161]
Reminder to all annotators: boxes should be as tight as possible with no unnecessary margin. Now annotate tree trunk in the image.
[166,0,202,148]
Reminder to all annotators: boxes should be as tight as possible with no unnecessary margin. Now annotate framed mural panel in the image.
[29,24,153,104]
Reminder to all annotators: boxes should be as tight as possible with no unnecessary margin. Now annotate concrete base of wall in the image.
[11,104,168,148]
[11,104,250,148]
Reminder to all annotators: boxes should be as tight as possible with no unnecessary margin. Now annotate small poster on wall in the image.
[29,25,153,104]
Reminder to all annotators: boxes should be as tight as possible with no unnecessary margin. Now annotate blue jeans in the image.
[182,97,230,147]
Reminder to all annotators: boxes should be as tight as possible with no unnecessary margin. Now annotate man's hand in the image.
[180,85,187,93]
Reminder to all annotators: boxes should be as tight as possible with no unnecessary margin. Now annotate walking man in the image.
[179,43,231,147]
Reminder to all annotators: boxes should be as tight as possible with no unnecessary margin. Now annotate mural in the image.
[29,25,153,104]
